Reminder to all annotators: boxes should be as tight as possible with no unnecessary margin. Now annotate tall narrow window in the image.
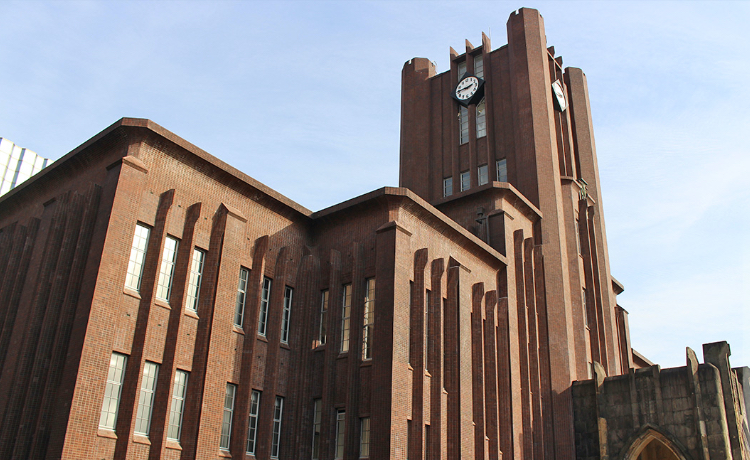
[459,106,469,144]
[341,284,352,353]
[474,54,484,79]
[574,219,582,255]
[319,291,329,345]
[425,290,431,372]
[312,399,322,459]
[360,417,371,458]
[496,158,508,182]
[476,98,487,138]
[443,177,453,197]
[582,288,589,328]
[271,396,284,458]
[478,164,488,186]
[167,370,188,441]
[99,352,128,430]
[335,410,346,459]
[235,267,250,327]
[281,287,293,344]
[460,170,470,191]
[156,236,178,301]
[457,60,466,79]
[258,277,272,336]
[246,390,261,454]
[134,361,159,435]
[220,384,236,450]
[125,224,150,291]
[185,248,205,312]
[362,279,375,360]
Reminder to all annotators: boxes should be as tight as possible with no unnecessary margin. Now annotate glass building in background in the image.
[0,137,49,195]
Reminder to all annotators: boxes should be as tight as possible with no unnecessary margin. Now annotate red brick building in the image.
[0,8,643,460]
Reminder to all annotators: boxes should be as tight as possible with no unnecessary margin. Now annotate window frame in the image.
[98,352,128,431]
[185,248,205,312]
[341,284,352,353]
[167,369,189,441]
[312,399,322,460]
[246,390,261,454]
[478,164,488,186]
[155,236,179,302]
[335,410,346,460]
[319,290,329,345]
[258,277,272,336]
[360,417,371,458]
[460,170,470,191]
[459,106,469,145]
[476,98,487,138]
[280,286,293,344]
[362,279,375,360]
[220,384,236,450]
[134,361,159,436]
[271,396,284,458]
[443,177,453,197]
[125,224,150,291]
[496,158,508,182]
[235,267,250,327]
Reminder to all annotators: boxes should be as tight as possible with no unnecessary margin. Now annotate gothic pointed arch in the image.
[619,424,692,460]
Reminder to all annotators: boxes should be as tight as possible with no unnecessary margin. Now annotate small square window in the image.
[460,171,470,191]
[443,177,453,197]
[478,164,488,186]
[496,158,508,182]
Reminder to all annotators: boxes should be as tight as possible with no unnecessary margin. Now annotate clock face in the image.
[456,76,479,100]
[551,79,568,112]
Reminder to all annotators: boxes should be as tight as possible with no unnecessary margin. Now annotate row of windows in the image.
[99,353,287,457]
[323,279,375,359]
[312,402,370,460]
[442,158,508,197]
[458,99,487,145]
[99,354,188,443]
[125,225,295,344]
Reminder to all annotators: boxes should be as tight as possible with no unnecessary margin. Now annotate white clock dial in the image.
[551,79,568,111]
[456,76,479,100]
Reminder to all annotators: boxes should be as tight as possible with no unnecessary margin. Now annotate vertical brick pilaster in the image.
[410,248,428,460]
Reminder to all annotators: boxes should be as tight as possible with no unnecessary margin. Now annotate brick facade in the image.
[0,7,726,460]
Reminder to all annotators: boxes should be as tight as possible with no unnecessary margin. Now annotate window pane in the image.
[335,410,346,459]
[341,284,352,353]
[459,106,469,145]
[312,399,322,459]
[478,164,488,186]
[235,268,249,327]
[134,362,159,435]
[360,417,371,458]
[476,98,486,138]
[474,55,484,79]
[281,287,293,344]
[258,277,272,336]
[496,158,507,182]
[167,370,189,441]
[246,390,261,454]
[220,384,236,450]
[125,224,150,291]
[155,237,179,301]
[271,396,284,458]
[460,171,470,191]
[319,291,329,345]
[99,353,128,430]
[457,60,466,80]
[443,177,453,197]
[185,249,205,312]
[362,279,375,360]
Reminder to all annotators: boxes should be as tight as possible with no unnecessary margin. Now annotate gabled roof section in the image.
[0,118,313,218]
[312,186,508,267]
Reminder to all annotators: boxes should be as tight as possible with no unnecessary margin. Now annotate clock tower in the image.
[400,8,629,459]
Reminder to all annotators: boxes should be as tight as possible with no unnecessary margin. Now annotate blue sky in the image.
[1,0,747,369]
